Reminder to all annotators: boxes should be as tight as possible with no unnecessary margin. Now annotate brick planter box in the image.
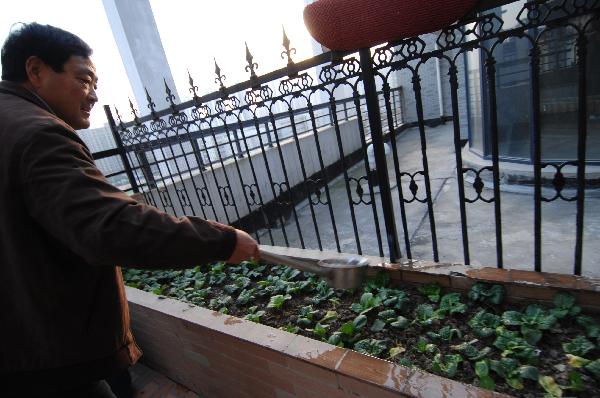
[126,247,600,398]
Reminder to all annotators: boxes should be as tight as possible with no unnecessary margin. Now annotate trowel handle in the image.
[259,249,328,276]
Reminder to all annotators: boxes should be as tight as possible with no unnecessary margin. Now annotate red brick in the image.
[400,270,451,287]
[337,374,409,398]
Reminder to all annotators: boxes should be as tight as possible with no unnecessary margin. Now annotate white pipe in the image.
[435,42,445,119]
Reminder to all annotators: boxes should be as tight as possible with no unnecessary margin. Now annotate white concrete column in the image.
[102,0,180,111]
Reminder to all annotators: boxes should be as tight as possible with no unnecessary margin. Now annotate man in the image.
[0,23,259,397]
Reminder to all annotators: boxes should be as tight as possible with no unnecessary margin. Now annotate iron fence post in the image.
[103,105,139,193]
[358,48,401,262]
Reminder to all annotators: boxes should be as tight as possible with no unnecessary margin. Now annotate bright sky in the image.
[0,0,316,128]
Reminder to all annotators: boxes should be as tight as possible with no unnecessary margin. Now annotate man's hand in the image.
[227,229,259,264]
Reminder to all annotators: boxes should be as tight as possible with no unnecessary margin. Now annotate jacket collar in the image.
[0,80,56,116]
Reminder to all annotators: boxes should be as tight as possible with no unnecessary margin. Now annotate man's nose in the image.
[89,87,98,103]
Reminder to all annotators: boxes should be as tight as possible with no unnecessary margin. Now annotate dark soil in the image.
[123,262,600,398]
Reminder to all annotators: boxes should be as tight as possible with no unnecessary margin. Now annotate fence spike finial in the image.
[145,87,158,119]
[164,78,177,113]
[281,25,297,76]
[214,58,228,97]
[188,69,200,105]
[245,41,259,86]
[128,97,140,125]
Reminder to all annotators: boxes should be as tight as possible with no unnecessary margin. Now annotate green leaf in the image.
[267,294,291,310]
[312,323,328,339]
[585,359,600,380]
[438,293,467,315]
[468,282,504,305]
[431,354,462,377]
[553,292,576,311]
[562,336,595,357]
[566,371,585,392]
[468,310,502,338]
[351,292,382,314]
[364,272,390,292]
[538,375,563,397]
[418,283,441,302]
[566,354,590,368]
[371,319,387,332]
[354,339,387,357]
[576,315,600,339]
[377,309,396,320]
[417,338,428,353]
[478,375,496,391]
[388,345,406,359]
[390,316,410,329]
[502,311,523,326]
[340,322,355,337]
[328,333,343,347]
[320,310,338,324]
[493,329,539,363]
[236,288,255,305]
[296,318,312,328]
[451,339,490,361]
[475,360,489,377]
[353,314,368,330]
[518,365,539,381]
[414,304,439,326]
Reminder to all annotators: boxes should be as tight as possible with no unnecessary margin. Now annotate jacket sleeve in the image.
[18,123,237,268]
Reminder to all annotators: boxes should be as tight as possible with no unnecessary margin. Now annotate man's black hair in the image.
[1,22,92,82]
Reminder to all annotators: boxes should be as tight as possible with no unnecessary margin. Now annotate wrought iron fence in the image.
[95,0,599,275]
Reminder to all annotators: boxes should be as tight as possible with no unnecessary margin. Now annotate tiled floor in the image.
[130,363,200,398]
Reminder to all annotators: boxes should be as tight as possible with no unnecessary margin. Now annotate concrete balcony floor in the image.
[257,123,600,277]
[130,362,200,398]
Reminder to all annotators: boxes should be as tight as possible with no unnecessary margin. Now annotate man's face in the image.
[34,55,98,130]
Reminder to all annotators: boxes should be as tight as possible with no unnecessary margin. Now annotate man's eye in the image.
[79,78,91,85]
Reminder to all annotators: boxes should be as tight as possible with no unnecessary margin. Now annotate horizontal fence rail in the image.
[94,0,600,276]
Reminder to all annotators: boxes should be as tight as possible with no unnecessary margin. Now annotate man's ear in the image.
[24,56,48,88]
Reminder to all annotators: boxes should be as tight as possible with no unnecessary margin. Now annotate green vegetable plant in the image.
[418,283,441,302]
[562,335,595,357]
[296,305,318,328]
[487,358,539,390]
[244,306,265,323]
[413,304,442,327]
[267,294,291,310]
[550,292,581,319]
[236,288,255,305]
[468,310,502,338]
[364,272,390,292]
[416,338,439,354]
[538,375,563,397]
[576,315,600,341]
[307,323,329,341]
[427,326,463,343]
[350,292,382,315]
[371,309,397,332]
[451,339,491,361]
[329,315,367,347]
[438,293,467,316]
[493,328,540,363]
[569,357,600,380]
[501,305,557,344]
[431,354,462,378]
[468,282,504,305]
[376,288,409,310]
[354,339,388,357]
[474,360,495,390]
[310,280,335,304]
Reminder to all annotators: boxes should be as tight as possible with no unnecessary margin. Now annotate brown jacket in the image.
[0,81,237,391]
